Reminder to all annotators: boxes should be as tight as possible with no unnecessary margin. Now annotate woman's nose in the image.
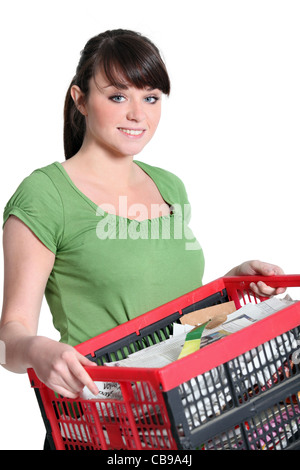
[126,101,146,122]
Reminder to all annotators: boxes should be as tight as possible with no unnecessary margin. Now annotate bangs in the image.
[94,36,170,94]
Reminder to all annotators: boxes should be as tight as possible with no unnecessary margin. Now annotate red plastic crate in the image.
[28,275,300,450]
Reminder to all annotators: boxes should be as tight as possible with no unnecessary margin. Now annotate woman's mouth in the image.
[118,128,145,137]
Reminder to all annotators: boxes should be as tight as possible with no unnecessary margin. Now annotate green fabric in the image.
[3,160,205,346]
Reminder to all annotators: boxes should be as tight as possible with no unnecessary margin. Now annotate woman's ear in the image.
[70,85,87,116]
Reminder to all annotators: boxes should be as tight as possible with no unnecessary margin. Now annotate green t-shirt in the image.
[3,160,205,346]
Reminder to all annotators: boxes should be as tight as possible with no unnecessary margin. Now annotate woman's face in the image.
[72,70,162,158]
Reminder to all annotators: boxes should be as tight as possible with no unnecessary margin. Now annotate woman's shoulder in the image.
[5,162,63,209]
[12,162,62,194]
[25,161,60,182]
[3,162,64,252]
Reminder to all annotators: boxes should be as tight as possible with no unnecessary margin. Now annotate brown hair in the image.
[63,29,171,159]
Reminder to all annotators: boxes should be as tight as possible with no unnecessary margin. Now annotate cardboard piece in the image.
[205,315,228,330]
[180,301,236,328]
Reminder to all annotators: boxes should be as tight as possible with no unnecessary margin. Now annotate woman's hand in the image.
[225,260,286,297]
[28,336,99,398]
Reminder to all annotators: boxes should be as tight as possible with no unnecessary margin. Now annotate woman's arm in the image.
[225,259,286,296]
[0,216,98,398]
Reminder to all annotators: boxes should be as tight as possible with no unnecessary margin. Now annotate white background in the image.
[0,0,299,450]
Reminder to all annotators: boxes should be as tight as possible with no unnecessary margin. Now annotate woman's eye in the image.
[144,96,159,104]
[110,95,126,103]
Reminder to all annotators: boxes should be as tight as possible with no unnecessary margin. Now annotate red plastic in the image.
[28,275,300,450]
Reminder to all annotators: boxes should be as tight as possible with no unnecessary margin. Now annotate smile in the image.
[118,128,145,136]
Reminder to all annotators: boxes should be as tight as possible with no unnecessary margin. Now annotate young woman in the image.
[0,29,284,400]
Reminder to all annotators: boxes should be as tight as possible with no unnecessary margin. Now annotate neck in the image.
[71,143,138,189]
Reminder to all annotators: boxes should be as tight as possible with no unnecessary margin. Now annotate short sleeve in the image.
[3,169,64,254]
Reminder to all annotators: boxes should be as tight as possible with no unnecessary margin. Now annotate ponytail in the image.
[63,80,86,160]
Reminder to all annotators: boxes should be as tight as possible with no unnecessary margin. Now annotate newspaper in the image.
[105,330,189,369]
[200,295,295,348]
[103,295,296,369]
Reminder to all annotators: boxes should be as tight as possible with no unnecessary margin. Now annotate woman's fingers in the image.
[250,281,276,297]
[52,351,98,398]
[32,338,99,398]
[69,352,99,396]
[233,260,286,297]
[250,280,286,297]
[46,360,98,398]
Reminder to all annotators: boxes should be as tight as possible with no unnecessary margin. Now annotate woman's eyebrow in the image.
[102,82,129,90]
[145,87,162,92]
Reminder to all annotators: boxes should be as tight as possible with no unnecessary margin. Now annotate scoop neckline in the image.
[54,160,174,223]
